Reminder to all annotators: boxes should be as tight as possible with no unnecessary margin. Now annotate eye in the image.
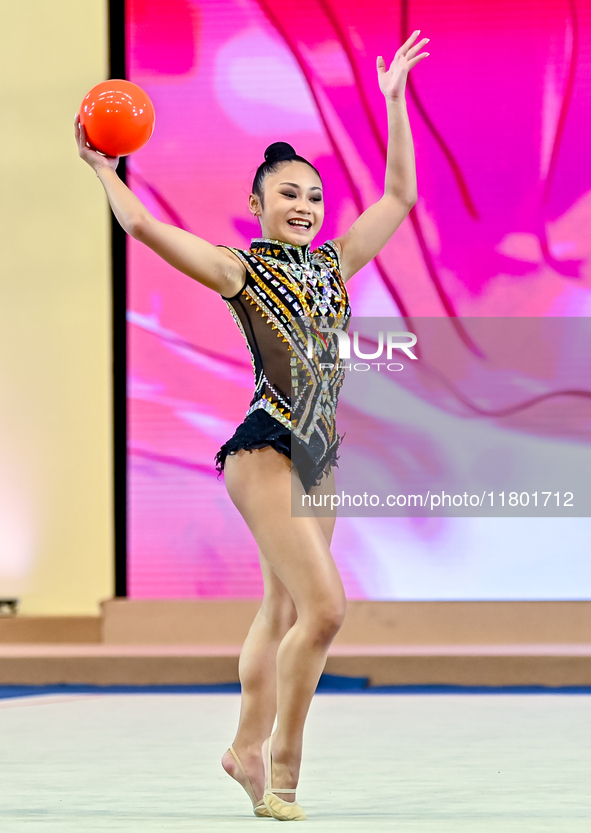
[311,196,323,202]
[281,191,297,198]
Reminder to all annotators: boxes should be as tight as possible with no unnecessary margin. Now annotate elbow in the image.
[383,192,417,215]
[396,192,417,212]
[127,214,151,240]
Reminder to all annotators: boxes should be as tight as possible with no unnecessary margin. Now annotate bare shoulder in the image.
[216,246,247,298]
[131,215,247,296]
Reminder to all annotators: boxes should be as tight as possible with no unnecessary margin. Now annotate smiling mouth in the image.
[288,219,312,230]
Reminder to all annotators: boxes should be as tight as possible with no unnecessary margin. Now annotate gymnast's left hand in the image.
[377,30,429,100]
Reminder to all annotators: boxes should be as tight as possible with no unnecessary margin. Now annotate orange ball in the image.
[79,79,155,157]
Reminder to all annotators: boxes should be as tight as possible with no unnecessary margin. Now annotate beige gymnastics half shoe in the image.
[225,745,272,818]
[262,736,307,821]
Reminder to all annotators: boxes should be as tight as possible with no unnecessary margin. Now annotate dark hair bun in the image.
[264,142,296,164]
[252,142,319,197]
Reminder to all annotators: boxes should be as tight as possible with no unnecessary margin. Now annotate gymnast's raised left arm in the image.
[333,30,430,283]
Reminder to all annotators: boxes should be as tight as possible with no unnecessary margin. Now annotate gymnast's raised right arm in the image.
[75,115,244,297]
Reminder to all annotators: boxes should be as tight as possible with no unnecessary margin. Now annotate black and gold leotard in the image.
[214,237,351,492]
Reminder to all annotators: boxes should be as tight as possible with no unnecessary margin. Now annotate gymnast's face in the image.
[249,161,324,247]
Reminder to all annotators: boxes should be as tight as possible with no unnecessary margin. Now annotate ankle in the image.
[269,737,302,769]
[233,739,266,757]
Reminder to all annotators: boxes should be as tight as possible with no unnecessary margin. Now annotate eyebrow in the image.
[280,181,322,191]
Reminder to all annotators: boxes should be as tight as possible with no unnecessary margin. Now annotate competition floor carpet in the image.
[1,688,589,831]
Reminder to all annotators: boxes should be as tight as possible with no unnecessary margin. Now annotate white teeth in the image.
[289,219,311,228]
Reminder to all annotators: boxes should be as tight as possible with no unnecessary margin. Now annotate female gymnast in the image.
[76,30,428,821]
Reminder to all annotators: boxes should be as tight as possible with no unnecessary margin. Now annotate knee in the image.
[307,596,346,645]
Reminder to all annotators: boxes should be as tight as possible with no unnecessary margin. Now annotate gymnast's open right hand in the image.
[74,114,244,297]
[75,113,119,176]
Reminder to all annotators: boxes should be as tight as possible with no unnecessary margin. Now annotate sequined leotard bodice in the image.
[216,237,351,488]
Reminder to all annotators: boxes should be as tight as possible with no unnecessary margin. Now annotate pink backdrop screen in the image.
[127,0,591,600]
